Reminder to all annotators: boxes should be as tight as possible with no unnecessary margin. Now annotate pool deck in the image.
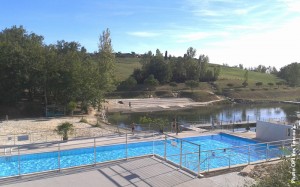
[0,157,255,187]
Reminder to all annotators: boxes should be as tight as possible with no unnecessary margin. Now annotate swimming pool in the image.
[0,133,286,178]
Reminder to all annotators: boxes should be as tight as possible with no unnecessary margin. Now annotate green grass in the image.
[115,57,141,81]
[112,57,300,101]
[216,66,283,89]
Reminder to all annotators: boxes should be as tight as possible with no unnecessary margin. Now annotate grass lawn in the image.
[216,66,284,89]
[115,57,141,81]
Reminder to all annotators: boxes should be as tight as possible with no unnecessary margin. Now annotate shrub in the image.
[227,83,234,87]
[55,122,74,141]
[79,117,88,123]
[67,101,77,116]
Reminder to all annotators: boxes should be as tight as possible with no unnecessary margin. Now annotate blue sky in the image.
[1,0,300,69]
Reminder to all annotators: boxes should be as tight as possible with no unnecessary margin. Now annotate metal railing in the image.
[0,125,131,146]
[0,130,298,179]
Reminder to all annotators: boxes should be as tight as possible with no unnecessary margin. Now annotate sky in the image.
[1,0,300,69]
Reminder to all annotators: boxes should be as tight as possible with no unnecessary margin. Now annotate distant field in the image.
[115,57,141,81]
[112,57,300,102]
[216,66,283,89]
[226,87,300,101]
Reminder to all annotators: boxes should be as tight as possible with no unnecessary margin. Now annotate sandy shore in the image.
[103,98,224,113]
[0,98,224,146]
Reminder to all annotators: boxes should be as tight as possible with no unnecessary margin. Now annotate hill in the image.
[114,57,300,102]
[115,57,141,81]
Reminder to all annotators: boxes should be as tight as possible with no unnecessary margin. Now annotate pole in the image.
[248,145,250,164]
[58,143,61,172]
[126,133,128,160]
[266,143,270,161]
[94,138,96,165]
[152,130,154,156]
[180,140,182,168]
[18,146,20,177]
[164,135,167,160]
[198,145,201,176]
[228,149,231,168]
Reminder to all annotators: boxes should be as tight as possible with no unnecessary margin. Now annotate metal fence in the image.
[0,125,130,146]
[0,130,298,179]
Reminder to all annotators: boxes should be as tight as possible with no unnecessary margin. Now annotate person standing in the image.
[131,122,135,134]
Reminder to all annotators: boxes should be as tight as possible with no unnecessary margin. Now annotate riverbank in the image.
[103,98,225,113]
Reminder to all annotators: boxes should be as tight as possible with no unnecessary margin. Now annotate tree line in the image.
[118,47,220,91]
[0,26,115,113]
[278,62,300,86]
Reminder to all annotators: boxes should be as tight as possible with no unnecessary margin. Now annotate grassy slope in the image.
[216,66,282,89]
[114,57,299,101]
[115,57,141,81]
[216,66,299,101]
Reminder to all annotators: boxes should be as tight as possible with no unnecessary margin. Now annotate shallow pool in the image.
[0,133,283,178]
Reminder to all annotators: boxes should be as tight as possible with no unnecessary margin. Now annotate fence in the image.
[0,130,298,179]
[0,125,130,146]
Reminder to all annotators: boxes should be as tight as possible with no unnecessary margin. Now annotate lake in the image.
[107,103,300,131]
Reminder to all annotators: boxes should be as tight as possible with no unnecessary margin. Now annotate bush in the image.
[251,88,256,91]
[227,83,234,87]
[55,122,74,141]
[79,117,88,123]
[155,91,173,97]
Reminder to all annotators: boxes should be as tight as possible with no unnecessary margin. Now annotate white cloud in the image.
[176,32,210,43]
[282,0,300,12]
[204,18,300,69]
[127,31,160,37]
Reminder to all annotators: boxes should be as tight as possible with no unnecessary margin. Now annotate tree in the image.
[132,68,145,84]
[55,122,74,141]
[278,62,300,86]
[198,54,209,81]
[144,74,159,97]
[164,51,168,60]
[186,47,196,58]
[268,82,274,87]
[276,81,283,88]
[141,51,172,84]
[227,83,234,88]
[242,70,249,87]
[67,101,77,116]
[185,80,199,92]
[255,82,263,87]
[117,76,137,91]
[96,28,116,110]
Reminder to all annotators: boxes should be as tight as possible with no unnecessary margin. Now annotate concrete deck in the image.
[0,157,254,187]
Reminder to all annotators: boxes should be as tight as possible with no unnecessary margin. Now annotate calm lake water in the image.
[108,103,300,131]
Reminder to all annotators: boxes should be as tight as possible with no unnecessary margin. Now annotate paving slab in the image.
[1,157,254,187]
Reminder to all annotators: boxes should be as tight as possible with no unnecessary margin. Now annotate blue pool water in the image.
[0,133,283,178]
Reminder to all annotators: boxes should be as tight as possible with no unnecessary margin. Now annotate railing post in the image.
[266,143,269,161]
[229,149,231,168]
[126,133,128,160]
[248,145,251,164]
[58,143,61,172]
[94,138,96,165]
[18,146,20,177]
[198,145,201,176]
[208,153,210,172]
[164,134,167,160]
[180,140,182,168]
[152,131,154,156]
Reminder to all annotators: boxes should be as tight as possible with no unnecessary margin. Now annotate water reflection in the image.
[109,103,299,128]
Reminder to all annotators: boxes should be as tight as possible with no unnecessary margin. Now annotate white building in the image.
[256,120,294,142]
